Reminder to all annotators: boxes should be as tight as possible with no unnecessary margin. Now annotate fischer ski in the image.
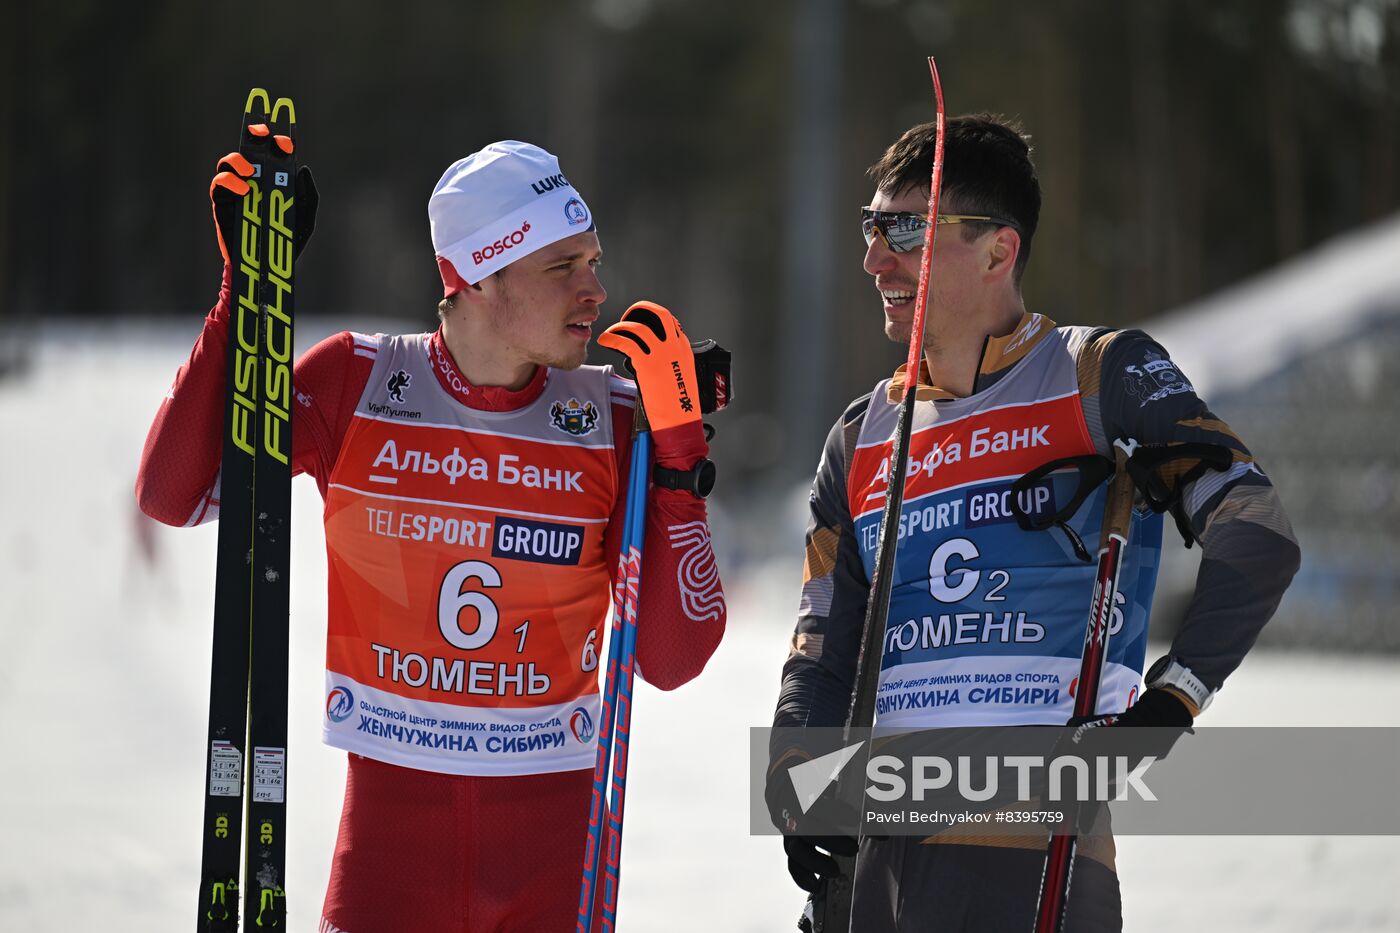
[244,92,296,930]
[198,88,270,931]
[197,87,297,932]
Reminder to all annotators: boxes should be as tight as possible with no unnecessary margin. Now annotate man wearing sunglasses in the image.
[768,115,1300,930]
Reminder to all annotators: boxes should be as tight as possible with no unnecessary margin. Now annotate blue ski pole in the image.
[578,412,650,933]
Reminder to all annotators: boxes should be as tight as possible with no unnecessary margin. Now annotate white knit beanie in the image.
[429,140,593,296]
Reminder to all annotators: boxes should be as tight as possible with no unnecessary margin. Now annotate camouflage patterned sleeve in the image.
[1084,329,1302,699]
[772,395,875,735]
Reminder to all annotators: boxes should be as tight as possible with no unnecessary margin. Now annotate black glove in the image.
[1061,687,1195,784]
[209,154,318,264]
[1070,686,1192,736]
[291,165,318,259]
[783,834,858,894]
[765,755,859,893]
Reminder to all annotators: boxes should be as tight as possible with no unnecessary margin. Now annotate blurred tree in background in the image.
[2,0,1397,482]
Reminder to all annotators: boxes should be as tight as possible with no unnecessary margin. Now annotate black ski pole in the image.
[813,56,946,933]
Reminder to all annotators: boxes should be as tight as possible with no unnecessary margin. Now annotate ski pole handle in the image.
[1100,439,1137,548]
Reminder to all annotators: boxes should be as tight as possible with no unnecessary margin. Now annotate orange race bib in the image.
[322,333,623,775]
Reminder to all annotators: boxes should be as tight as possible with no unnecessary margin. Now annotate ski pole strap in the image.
[1010,441,1236,558]
[1119,442,1234,547]
[690,339,732,415]
[618,338,732,416]
[622,336,728,443]
[1009,454,1112,563]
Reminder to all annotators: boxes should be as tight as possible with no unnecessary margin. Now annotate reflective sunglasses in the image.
[860,208,1019,253]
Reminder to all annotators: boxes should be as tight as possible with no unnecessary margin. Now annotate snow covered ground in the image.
[1,321,1396,932]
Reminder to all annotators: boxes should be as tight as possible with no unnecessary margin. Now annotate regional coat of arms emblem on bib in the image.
[550,398,600,436]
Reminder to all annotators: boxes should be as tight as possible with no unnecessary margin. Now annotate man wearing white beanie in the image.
[139,139,727,931]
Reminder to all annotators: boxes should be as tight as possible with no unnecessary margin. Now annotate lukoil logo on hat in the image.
[429,141,595,297]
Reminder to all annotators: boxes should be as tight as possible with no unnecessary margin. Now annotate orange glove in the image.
[598,301,708,467]
[209,150,319,267]
[209,151,257,265]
